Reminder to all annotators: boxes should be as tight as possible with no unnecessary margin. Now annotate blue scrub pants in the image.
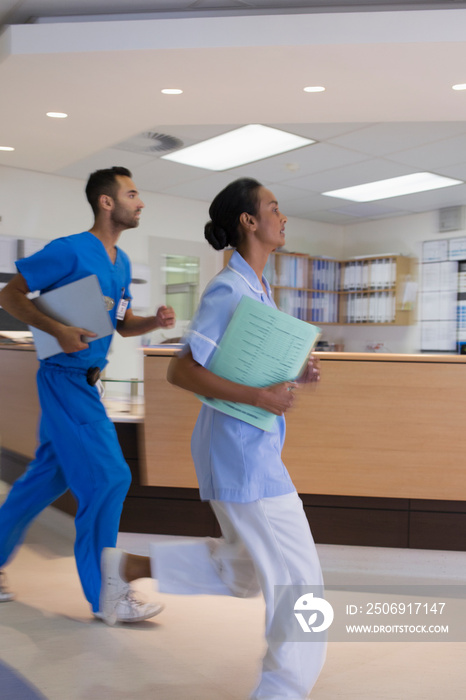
[0,363,131,612]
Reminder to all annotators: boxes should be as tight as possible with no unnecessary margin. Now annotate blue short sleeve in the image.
[16,238,76,292]
[120,250,133,308]
[184,279,243,368]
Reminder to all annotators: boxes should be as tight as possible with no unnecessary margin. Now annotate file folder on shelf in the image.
[197,295,321,431]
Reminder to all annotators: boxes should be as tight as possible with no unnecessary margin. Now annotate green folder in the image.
[198,295,321,431]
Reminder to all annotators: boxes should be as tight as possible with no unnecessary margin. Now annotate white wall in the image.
[0,165,343,384]
[4,164,450,358]
[337,210,459,353]
[0,166,217,383]
[282,217,344,259]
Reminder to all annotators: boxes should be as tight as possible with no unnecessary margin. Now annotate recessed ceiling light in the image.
[323,172,463,202]
[452,84,466,91]
[46,112,68,118]
[303,86,325,93]
[0,146,15,151]
[161,89,183,95]
[161,124,315,171]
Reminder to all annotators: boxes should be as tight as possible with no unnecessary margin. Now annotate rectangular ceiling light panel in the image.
[161,124,315,171]
[323,172,463,202]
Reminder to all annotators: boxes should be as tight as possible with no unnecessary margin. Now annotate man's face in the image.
[111,175,145,229]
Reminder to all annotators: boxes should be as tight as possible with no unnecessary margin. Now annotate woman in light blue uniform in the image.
[100,178,326,698]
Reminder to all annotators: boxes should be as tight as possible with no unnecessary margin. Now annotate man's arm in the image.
[117,305,175,337]
[0,273,96,354]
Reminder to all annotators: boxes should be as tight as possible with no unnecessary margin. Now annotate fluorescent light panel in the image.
[323,172,463,202]
[161,124,315,171]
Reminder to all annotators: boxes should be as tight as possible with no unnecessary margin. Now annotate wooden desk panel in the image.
[143,352,466,500]
[0,347,39,459]
[283,359,466,499]
[142,355,199,488]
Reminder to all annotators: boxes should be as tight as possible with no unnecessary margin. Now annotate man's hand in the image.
[155,305,176,329]
[55,326,97,354]
[255,381,298,416]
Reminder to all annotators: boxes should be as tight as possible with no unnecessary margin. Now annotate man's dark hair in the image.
[85,166,132,216]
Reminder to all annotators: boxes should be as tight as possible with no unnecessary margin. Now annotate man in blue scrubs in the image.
[0,166,175,621]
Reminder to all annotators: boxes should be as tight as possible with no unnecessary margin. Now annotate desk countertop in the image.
[143,347,466,363]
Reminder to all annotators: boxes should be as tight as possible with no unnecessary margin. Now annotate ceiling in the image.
[2,1,466,226]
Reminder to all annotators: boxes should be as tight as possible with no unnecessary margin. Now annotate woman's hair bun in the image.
[204,220,228,250]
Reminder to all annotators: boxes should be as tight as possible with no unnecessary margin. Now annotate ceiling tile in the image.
[56,148,155,179]
[286,159,413,193]
[388,182,466,213]
[385,134,466,170]
[327,122,466,157]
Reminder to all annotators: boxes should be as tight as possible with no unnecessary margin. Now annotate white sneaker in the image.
[0,570,15,602]
[98,548,164,626]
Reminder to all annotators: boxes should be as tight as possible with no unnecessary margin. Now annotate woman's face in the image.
[252,187,287,251]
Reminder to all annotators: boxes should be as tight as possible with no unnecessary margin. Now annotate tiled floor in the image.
[1,481,466,700]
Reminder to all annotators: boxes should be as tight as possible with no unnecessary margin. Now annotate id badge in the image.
[116,298,129,321]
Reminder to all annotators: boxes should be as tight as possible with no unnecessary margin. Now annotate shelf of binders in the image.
[223,250,415,326]
[265,252,340,324]
[339,255,415,325]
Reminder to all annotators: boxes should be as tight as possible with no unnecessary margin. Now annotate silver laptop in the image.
[30,275,114,360]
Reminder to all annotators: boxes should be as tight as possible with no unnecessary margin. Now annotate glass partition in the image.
[163,254,200,321]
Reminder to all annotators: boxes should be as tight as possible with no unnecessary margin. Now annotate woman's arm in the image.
[167,350,296,416]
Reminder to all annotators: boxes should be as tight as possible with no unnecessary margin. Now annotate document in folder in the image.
[198,295,321,431]
[30,275,114,360]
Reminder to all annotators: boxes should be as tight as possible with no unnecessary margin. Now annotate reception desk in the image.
[2,344,466,549]
[143,348,466,500]
[143,348,466,549]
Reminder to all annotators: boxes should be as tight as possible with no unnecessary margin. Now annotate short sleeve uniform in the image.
[16,231,132,370]
[184,251,296,503]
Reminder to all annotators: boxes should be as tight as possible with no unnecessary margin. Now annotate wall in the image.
[4,164,454,358]
[0,164,343,385]
[335,210,459,353]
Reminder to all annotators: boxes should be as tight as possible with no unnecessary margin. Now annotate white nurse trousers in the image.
[149,491,326,700]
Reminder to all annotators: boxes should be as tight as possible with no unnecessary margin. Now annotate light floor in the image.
[1,481,466,700]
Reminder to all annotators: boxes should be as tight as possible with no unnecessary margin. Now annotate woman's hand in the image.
[297,355,320,385]
[255,381,298,416]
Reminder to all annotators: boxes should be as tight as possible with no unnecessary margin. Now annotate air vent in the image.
[115,131,183,155]
[439,206,465,233]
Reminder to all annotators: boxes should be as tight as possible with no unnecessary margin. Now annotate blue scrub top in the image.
[16,231,132,370]
[184,250,296,503]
